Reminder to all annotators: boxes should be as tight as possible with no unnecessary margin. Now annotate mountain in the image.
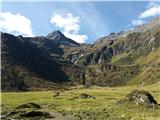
[132,16,160,33]
[27,30,80,56]
[63,17,160,86]
[1,32,82,91]
[66,17,160,65]
[1,17,160,91]
[46,30,80,47]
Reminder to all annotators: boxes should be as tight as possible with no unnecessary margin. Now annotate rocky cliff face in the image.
[66,17,160,66]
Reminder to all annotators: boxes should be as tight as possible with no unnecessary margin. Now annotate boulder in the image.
[124,90,158,107]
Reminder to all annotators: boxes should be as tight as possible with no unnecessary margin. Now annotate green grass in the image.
[111,52,129,64]
[1,82,160,120]
[135,48,160,65]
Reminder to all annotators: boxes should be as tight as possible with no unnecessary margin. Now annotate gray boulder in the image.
[124,90,158,107]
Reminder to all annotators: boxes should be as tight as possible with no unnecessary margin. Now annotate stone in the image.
[124,90,158,107]
[80,93,96,99]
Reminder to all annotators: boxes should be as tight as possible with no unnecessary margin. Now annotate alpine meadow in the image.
[1,1,160,120]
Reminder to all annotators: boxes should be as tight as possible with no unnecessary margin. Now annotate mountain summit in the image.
[46,30,65,39]
[46,30,80,47]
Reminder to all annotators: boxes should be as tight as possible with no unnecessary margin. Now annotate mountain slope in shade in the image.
[1,32,82,91]
[24,30,80,56]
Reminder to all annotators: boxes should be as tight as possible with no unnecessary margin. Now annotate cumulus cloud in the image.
[132,20,145,26]
[147,1,160,8]
[139,2,160,19]
[0,12,34,37]
[64,32,88,43]
[50,13,88,43]
[50,13,80,33]
[132,2,160,27]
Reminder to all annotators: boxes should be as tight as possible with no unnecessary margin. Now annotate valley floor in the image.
[1,81,160,120]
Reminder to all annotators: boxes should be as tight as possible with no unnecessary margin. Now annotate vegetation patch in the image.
[2,110,52,120]
[20,111,52,118]
[15,102,41,109]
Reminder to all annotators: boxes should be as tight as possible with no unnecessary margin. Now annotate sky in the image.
[0,0,160,43]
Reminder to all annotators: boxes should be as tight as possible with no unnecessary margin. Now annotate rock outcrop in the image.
[123,90,158,107]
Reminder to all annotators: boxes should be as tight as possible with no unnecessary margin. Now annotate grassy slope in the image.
[110,48,160,86]
[81,30,160,86]
[135,48,160,65]
[1,82,160,120]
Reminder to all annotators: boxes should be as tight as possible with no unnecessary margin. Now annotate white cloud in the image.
[64,32,88,43]
[131,2,160,27]
[69,2,109,39]
[139,2,160,19]
[0,12,34,37]
[50,13,80,33]
[50,13,87,43]
[132,20,145,26]
[50,2,109,43]
[147,1,159,9]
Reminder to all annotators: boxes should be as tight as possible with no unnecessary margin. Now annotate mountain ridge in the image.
[1,17,160,91]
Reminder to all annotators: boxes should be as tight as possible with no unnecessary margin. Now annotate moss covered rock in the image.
[124,90,158,107]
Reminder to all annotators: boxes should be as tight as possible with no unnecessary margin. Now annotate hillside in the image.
[1,17,160,91]
[1,32,82,91]
[64,17,160,86]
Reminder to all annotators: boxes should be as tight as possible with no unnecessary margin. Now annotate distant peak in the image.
[46,30,64,39]
[52,30,63,35]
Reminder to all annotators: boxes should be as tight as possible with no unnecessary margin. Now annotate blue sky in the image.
[1,1,160,43]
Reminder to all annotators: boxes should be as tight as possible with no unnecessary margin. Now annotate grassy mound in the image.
[15,102,41,109]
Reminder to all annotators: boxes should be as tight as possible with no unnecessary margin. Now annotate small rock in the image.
[80,93,96,99]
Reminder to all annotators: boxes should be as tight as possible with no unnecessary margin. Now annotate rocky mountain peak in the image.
[46,30,80,47]
[46,30,65,40]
